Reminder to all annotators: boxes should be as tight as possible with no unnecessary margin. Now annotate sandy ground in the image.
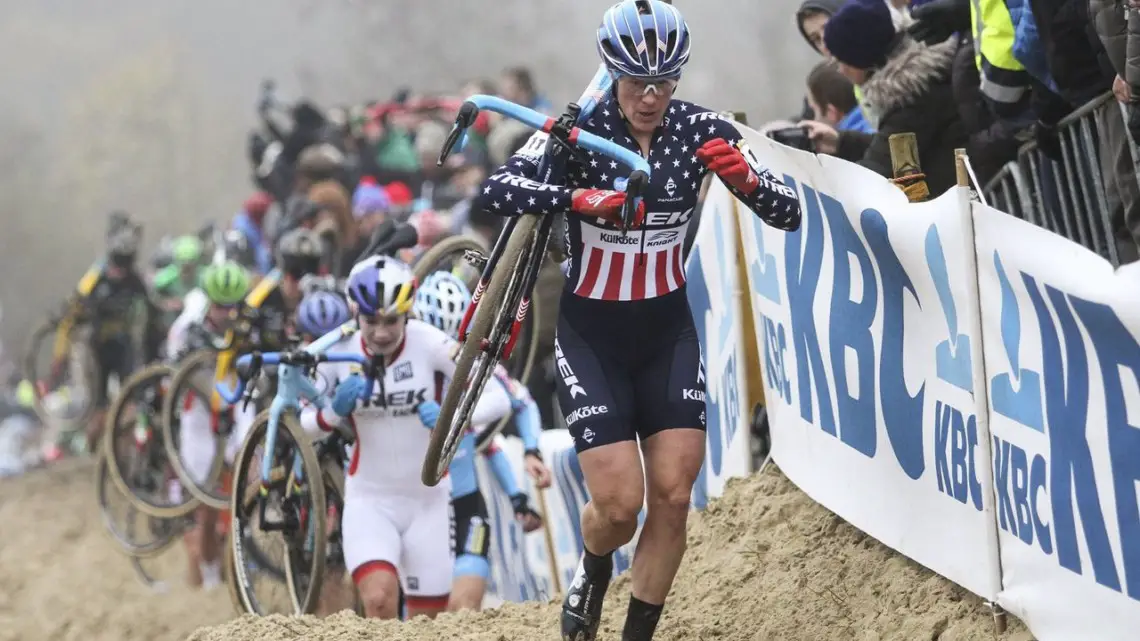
[1,457,1037,641]
[0,458,232,641]
[180,464,1033,641]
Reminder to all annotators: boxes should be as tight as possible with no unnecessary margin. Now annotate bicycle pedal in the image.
[463,249,488,269]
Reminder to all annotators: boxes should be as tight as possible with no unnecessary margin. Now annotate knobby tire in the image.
[421,214,541,486]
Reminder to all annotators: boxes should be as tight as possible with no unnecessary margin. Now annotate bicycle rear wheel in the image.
[103,363,199,519]
[95,451,183,556]
[231,410,327,615]
[26,318,99,435]
[162,349,229,509]
[422,214,543,486]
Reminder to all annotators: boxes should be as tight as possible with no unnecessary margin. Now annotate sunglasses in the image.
[617,75,680,97]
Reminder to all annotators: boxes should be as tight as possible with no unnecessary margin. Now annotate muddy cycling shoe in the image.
[561,549,613,641]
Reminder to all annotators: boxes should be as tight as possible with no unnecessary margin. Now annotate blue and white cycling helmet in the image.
[296,290,352,337]
[414,272,472,338]
[345,255,417,316]
[597,0,691,79]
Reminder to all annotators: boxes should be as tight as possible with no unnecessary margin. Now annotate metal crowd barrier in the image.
[980,91,1137,267]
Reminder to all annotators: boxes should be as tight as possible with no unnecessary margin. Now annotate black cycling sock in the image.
[622,595,664,641]
[582,546,614,576]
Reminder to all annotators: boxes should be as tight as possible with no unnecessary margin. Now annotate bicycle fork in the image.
[457,214,553,362]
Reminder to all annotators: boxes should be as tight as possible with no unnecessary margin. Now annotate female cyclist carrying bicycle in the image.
[476,3,801,640]
[299,255,513,620]
[414,271,553,612]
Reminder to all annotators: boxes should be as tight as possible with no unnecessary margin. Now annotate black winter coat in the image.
[835,36,969,196]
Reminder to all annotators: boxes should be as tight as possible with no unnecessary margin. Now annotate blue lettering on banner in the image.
[933,401,984,510]
[988,250,1140,600]
[761,314,792,404]
[687,203,741,510]
[761,176,976,483]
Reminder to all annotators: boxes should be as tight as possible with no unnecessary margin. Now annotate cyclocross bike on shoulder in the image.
[420,88,653,486]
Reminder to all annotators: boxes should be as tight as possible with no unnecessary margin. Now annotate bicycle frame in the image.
[437,87,652,362]
[216,322,380,529]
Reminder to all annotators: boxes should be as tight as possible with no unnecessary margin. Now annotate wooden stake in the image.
[888,133,921,178]
[954,148,969,187]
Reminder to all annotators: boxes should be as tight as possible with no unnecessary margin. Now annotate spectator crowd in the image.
[773,0,1140,264]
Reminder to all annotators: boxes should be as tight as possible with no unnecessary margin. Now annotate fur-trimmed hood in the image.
[860,36,958,129]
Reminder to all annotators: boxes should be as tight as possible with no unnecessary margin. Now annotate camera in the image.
[766,126,816,153]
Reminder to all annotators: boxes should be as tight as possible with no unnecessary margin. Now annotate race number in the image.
[735,140,765,175]
[517,131,550,159]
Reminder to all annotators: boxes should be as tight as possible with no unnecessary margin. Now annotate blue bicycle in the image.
[420,90,654,486]
[216,321,380,615]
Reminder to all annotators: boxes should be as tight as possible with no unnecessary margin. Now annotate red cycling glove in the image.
[695,137,760,195]
[571,189,646,228]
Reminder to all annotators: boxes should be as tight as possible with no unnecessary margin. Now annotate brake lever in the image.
[617,170,648,237]
[437,101,479,166]
[240,353,263,412]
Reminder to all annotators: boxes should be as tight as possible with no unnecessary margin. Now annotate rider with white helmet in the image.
[476,2,802,640]
[300,255,513,620]
[413,271,553,612]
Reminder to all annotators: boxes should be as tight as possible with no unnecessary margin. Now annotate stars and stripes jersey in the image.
[474,97,801,302]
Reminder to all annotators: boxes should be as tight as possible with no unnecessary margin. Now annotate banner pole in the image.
[535,486,563,597]
[956,146,1008,635]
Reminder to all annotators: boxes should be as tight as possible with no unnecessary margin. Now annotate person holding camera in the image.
[798,0,967,195]
[807,61,874,134]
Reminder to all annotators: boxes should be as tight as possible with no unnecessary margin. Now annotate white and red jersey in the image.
[475,98,800,302]
[300,319,512,500]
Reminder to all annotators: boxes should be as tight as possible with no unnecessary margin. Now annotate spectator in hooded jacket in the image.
[801,0,968,195]
[793,0,876,130]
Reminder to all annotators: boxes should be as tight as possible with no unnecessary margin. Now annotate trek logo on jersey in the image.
[392,362,413,382]
[643,208,694,227]
[490,172,565,193]
[599,232,639,245]
[554,338,586,398]
[682,389,706,402]
[686,111,731,126]
[566,404,608,426]
[365,388,430,416]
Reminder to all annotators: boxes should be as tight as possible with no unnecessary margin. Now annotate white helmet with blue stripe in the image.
[414,271,472,338]
[596,0,691,79]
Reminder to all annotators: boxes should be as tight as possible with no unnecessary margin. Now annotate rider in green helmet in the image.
[154,235,206,326]
[200,261,251,306]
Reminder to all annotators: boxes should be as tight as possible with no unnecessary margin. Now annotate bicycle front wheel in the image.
[231,410,327,615]
[422,214,543,486]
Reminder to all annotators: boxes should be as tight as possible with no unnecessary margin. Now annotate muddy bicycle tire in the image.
[421,214,542,486]
[412,234,487,281]
[96,451,183,556]
[161,349,229,509]
[415,234,543,455]
[26,317,100,432]
[231,410,327,616]
[103,363,200,519]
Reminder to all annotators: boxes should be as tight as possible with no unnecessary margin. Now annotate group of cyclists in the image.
[34,2,803,640]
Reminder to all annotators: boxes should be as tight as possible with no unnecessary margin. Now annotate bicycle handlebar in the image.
[438,94,652,233]
[215,350,379,405]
